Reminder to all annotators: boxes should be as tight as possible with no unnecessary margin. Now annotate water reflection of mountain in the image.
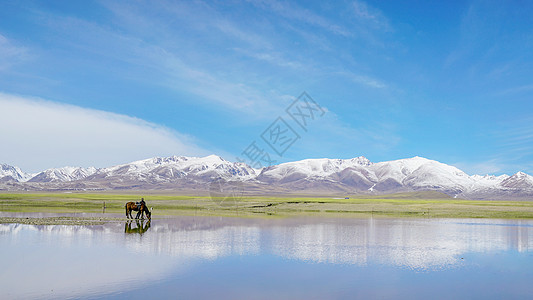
[269,219,532,269]
[2,217,532,270]
[125,217,533,269]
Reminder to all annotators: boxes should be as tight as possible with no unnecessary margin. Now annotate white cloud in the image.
[0,93,209,172]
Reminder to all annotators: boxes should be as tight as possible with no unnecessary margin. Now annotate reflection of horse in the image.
[124,219,151,235]
[125,201,151,220]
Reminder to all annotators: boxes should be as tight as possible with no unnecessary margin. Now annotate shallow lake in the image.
[1,214,533,299]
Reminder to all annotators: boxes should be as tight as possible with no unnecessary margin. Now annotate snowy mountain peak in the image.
[90,154,256,183]
[0,163,32,182]
[471,174,509,182]
[29,166,98,183]
[499,171,533,189]
[150,156,188,164]
[349,156,372,166]
[139,155,225,166]
[2,155,533,199]
[389,156,433,168]
[513,171,529,178]
[204,154,225,161]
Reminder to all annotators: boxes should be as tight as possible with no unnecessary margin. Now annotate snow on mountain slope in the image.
[255,156,533,195]
[468,174,510,192]
[256,157,372,184]
[29,166,97,182]
[372,156,429,180]
[90,155,257,183]
[2,155,533,198]
[371,157,473,193]
[500,172,533,189]
[256,156,473,193]
[0,163,32,182]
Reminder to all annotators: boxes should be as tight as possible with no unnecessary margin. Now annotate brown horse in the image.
[125,200,151,220]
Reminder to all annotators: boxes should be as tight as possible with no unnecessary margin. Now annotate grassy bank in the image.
[1,192,533,219]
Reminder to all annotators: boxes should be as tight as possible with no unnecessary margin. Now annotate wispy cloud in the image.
[1,1,400,168]
[0,93,209,172]
[494,83,533,97]
[351,0,392,32]
[95,1,397,158]
[232,47,306,70]
[248,0,352,36]
[105,0,273,50]
[34,9,284,117]
[452,157,533,176]
[458,117,533,175]
[0,34,28,70]
[444,0,525,72]
[346,72,387,89]
[100,0,391,104]
[286,110,401,162]
[452,159,509,176]
[493,118,533,152]
[141,46,276,113]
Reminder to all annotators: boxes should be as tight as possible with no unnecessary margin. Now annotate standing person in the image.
[136,198,145,209]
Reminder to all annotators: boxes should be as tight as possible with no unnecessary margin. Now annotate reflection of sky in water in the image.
[0,223,190,299]
[1,216,533,299]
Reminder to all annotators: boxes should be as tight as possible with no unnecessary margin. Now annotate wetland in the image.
[2,193,533,299]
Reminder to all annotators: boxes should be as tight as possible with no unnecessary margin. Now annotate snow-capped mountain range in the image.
[1,155,532,199]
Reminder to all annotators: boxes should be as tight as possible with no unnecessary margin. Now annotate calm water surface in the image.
[1,213,533,299]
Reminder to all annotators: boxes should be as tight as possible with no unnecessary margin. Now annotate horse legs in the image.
[127,207,134,219]
[125,207,130,219]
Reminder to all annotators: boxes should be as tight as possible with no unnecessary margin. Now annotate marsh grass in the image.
[1,192,533,219]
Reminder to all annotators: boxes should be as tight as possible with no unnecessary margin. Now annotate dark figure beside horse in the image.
[125,198,151,220]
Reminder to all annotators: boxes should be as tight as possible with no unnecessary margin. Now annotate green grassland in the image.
[1,191,533,219]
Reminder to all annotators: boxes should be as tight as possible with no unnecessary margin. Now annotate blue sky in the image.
[1,0,532,175]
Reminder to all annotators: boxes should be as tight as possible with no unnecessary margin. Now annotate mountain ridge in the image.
[1,155,532,200]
